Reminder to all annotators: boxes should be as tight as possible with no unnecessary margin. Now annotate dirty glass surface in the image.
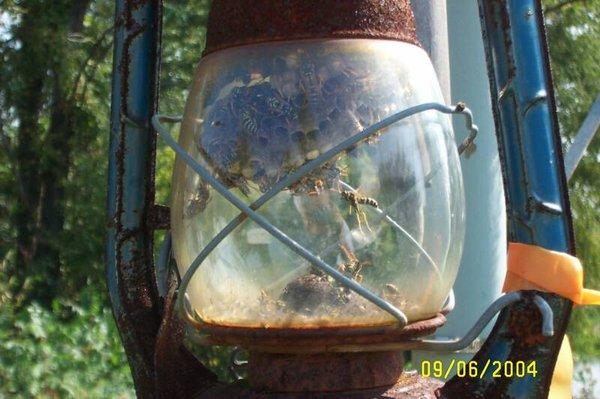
[171,39,465,328]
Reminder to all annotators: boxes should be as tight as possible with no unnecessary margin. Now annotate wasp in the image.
[340,189,378,233]
[321,164,347,185]
[307,179,325,196]
[240,109,260,137]
[185,187,210,218]
[340,189,378,208]
[229,87,246,114]
[266,96,297,119]
[299,61,321,111]
[338,244,371,283]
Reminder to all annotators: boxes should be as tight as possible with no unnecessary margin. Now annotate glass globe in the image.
[171,39,465,330]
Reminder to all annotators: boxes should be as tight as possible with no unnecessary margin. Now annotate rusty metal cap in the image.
[204,0,419,56]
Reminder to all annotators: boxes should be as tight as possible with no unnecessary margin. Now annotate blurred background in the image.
[0,0,597,397]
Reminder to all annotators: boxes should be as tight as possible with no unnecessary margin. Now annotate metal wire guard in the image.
[152,102,553,349]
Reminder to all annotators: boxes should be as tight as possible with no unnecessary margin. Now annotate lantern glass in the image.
[171,39,465,329]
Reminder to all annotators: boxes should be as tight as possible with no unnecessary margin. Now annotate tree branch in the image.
[68,24,114,102]
[69,0,93,34]
[545,0,586,14]
[77,39,114,102]
[0,115,10,155]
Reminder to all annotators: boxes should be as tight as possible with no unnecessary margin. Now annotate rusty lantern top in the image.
[203,0,419,56]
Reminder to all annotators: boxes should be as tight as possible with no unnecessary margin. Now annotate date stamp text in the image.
[420,360,538,379]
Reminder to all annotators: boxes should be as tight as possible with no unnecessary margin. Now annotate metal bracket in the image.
[297,290,553,353]
[437,1,578,397]
[154,97,554,381]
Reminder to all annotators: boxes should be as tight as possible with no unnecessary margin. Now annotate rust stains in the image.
[198,370,443,398]
[248,351,404,392]
[195,313,446,350]
[148,204,171,230]
[204,0,419,56]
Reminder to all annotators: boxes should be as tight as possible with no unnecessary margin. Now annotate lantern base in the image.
[198,352,442,398]
[195,315,447,397]
[248,351,404,392]
[195,313,446,353]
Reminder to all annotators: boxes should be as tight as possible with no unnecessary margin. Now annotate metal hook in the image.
[328,292,553,353]
[532,294,554,337]
[412,292,553,352]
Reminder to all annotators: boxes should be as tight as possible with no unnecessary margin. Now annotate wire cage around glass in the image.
[169,39,467,337]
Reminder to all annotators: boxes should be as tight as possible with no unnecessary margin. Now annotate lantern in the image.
[140,0,556,396]
[162,0,468,392]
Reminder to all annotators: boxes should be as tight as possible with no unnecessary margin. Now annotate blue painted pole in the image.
[107,0,163,395]
[440,0,575,397]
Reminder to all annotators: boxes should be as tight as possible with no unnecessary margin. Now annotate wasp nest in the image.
[195,49,397,201]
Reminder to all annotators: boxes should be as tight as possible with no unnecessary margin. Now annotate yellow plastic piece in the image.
[549,336,573,399]
[504,243,600,305]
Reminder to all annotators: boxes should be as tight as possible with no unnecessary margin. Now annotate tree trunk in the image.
[32,74,74,305]
[12,3,49,299]
[10,0,93,306]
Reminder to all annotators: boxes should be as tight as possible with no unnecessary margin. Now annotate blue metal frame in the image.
[107,0,163,395]
[440,1,575,397]
[107,0,574,396]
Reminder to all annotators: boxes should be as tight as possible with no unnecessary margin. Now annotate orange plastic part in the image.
[503,242,599,399]
[504,242,600,305]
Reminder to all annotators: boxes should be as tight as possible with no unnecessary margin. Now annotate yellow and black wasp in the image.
[340,189,379,233]
[337,244,371,283]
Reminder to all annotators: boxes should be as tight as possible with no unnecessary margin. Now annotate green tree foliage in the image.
[0,1,213,396]
[0,1,133,395]
[0,288,134,398]
[0,0,113,307]
[544,0,600,358]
